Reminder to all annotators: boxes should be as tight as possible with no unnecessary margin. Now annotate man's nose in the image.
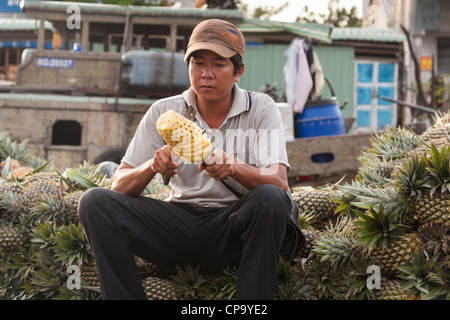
[201,65,213,78]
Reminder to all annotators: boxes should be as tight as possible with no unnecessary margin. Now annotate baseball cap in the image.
[184,19,245,62]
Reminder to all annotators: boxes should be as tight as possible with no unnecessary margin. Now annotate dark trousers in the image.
[78,184,291,300]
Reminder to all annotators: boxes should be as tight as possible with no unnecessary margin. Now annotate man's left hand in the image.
[198,148,235,181]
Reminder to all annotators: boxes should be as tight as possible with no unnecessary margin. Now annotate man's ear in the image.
[234,63,245,82]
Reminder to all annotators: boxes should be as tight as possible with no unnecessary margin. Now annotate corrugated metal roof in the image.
[21,0,244,20]
[0,93,155,105]
[331,27,406,42]
[238,19,332,44]
[0,18,53,31]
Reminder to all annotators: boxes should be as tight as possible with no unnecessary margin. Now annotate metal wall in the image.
[238,43,355,119]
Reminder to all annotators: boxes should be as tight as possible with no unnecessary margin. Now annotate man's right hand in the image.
[150,145,178,179]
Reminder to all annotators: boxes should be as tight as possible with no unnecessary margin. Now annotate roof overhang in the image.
[20,0,244,27]
[238,19,332,44]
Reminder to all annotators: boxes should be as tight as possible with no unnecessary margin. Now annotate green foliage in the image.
[171,264,206,300]
[297,0,362,27]
[53,223,93,266]
[353,203,406,252]
[398,249,450,300]
[48,0,168,6]
[199,267,238,300]
[424,143,450,195]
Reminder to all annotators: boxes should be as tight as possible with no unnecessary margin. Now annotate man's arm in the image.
[111,145,177,197]
[199,149,289,191]
[232,162,288,191]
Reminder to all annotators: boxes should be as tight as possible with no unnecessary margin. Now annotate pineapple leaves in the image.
[398,249,448,299]
[30,221,93,267]
[423,143,450,196]
[53,223,92,266]
[63,168,100,190]
[352,204,406,252]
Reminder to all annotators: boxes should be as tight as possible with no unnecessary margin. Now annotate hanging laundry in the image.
[283,38,299,107]
[310,51,325,101]
[292,39,313,113]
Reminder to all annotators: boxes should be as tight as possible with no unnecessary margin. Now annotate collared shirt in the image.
[122,83,290,207]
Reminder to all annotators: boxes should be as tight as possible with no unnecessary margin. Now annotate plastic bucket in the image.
[294,98,345,138]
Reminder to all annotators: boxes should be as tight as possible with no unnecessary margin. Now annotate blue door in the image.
[354,61,397,133]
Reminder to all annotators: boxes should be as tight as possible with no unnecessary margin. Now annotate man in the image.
[78,19,303,300]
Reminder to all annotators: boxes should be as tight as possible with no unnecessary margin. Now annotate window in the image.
[52,120,82,146]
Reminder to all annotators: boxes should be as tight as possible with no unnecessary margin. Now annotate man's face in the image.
[188,50,243,105]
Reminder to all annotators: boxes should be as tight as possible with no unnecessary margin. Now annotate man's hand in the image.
[150,145,178,179]
[198,148,235,181]
[198,148,288,191]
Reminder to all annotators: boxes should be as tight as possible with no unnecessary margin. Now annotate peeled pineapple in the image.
[156,110,211,163]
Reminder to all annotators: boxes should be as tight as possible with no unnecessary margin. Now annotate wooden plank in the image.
[286,133,372,177]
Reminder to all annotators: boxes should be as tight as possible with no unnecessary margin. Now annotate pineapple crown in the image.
[353,203,407,252]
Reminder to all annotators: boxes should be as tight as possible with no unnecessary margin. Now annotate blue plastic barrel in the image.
[294,98,345,138]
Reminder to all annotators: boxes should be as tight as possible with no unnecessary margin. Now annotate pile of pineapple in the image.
[1,111,449,300]
[292,113,449,300]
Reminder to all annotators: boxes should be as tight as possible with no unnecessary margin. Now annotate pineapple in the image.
[353,204,420,277]
[419,112,450,143]
[395,143,450,227]
[81,264,100,287]
[0,181,22,196]
[356,157,395,186]
[199,266,238,300]
[370,233,421,277]
[53,223,94,266]
[63,190,85,224]
[0,157,33,180]
[299,258,350,299]
[31,194,69,225]
[398,248,449,300]
[0,225,26,254]
[356,126,419,182]
[170,264,206,300]
[63,161,112,191]
[393,154,432,200]
[11,166,33,180]
[372,279,416,300]
[275,258,298,300]
[142,276,177,300]
[414,194,450,226]
[135,256,164,278]
[23,172,61,185]
[418,223,449,259]
[403,136,449,161]
[297,228,323,259]
[312,217,362,272]
[142,173,171,197]
[0,132,29,164]
[292,187,339,222]
[0,188,30,224]
[0,157,21,172]
[145,191,170,201]
[361,126,420,161]
[20,179,61,204]
[156,110,212,163]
